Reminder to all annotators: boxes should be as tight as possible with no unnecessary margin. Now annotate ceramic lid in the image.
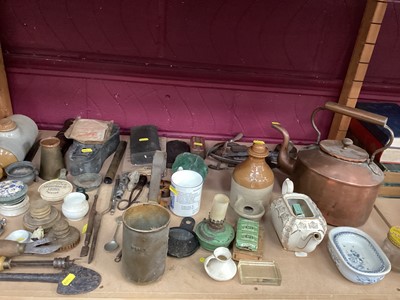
[0,117,17,132]
[0,180,28,204]
[38,179,73,202]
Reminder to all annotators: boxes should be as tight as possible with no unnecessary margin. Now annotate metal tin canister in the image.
[122,203,170,284]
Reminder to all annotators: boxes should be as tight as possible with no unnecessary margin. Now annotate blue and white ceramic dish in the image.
[0,180,28,204]
[327,226,391,285]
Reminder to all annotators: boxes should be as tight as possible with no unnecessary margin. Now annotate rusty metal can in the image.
[122,203,170,284]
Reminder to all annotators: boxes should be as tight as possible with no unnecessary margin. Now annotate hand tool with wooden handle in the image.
[0,238,61,257]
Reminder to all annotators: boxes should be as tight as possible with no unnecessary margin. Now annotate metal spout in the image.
[271,122,295,174]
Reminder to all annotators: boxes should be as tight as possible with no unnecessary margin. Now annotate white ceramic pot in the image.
[270,178,327,255]
[62,192,89,221]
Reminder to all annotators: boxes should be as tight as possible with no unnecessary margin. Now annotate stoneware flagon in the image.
[270,178,327,255]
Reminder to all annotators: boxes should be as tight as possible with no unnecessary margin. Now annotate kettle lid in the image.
[319,138,369,163]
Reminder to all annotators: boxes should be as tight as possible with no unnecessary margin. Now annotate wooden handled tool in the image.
[0,238,61,257]
[79,193,99,257]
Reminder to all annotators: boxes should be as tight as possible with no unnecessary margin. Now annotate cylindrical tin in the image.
[39,137,65,180]
[122,203,170,284]
[170,170,203,217]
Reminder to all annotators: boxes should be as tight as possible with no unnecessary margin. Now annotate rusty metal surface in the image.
[0,265,101,295]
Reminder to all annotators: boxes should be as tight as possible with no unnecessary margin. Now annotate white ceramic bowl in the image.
[0,195,30,217]
[327,226,391,285]
[62,192,89,221]
[6,229,32,243]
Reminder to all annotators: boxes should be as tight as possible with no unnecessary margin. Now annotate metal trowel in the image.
[0,238,61,257]
[0,264,101,295]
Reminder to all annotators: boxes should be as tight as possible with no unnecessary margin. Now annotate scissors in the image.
[117,175,148,211]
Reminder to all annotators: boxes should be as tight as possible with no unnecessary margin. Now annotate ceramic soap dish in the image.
[237,260,282,285]
[327,227,391,285]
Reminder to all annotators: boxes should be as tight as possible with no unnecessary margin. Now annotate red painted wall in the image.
[1,1,400,144]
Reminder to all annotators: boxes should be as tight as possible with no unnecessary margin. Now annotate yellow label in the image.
[389,226,400,248]
[253,140,265,144]
[169,186,178,195]
[62,273,76,286]
[81,148,93,153]
[193,142,203,146]
[139,137,149,142]
[82,223,88,234]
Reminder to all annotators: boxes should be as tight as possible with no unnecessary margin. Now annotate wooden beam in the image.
[0,43,13,118]
[328,0,387,140]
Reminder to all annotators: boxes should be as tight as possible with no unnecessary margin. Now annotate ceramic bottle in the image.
[0,115,38,177]
[230,141,274,210]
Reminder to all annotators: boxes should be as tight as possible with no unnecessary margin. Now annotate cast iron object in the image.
[272,101,394,227]
[168,217,200,258]
[0,238,61,257]
[104,140,128,184]
[207,133,248,169]
[0,264,101,295]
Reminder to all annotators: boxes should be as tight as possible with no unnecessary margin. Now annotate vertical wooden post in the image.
[328,0,387,140]
[0,43,13,118]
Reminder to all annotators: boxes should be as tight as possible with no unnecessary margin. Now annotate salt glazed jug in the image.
[270,178,327,256]
[230,140,274,210]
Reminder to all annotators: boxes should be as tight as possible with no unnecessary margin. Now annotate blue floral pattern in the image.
[0,180,27,203]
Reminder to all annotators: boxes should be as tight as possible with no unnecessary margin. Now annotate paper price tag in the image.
[169,186,178,195]
[82,223,88,234]
[62,273,76,286]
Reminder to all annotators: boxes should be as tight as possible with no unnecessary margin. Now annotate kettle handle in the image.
[312,101,395,162]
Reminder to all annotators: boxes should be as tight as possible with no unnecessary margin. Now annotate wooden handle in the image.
[0,240,25,257]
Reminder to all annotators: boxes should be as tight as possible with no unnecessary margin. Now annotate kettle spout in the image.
[271,122,295,174]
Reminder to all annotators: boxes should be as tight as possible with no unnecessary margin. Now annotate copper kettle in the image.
[272,101,394,227]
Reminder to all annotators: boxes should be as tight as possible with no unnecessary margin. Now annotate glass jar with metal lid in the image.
[382,226,400,272]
